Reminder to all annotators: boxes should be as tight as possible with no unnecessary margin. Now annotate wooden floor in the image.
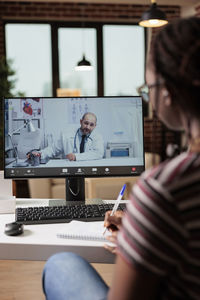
[0,260,114,300]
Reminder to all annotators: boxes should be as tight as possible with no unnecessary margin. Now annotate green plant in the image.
[0,56,25,98]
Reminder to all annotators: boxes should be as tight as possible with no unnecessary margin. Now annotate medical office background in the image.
[5,97,143,162]
[0,0,196,196]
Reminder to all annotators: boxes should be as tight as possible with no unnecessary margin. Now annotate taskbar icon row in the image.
[7,167,110,176]
[61,167,109,174]
[6,166,141,178]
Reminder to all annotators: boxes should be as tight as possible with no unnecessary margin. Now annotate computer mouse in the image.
[4,222,24,236]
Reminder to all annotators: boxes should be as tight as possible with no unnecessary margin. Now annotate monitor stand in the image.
[49,177,103,206]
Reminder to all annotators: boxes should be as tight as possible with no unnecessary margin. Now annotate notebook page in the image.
[57,220,112,241]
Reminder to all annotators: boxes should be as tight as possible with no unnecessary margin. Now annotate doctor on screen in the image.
[38,112,104,161]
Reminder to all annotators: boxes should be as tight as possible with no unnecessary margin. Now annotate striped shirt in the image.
[117,151,200,299]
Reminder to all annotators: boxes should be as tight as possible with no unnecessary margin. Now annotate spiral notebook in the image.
[57,220,112,242]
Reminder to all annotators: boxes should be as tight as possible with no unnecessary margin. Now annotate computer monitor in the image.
[4,96,144,203]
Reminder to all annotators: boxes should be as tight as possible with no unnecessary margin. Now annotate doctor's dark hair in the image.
[151,17,200,118]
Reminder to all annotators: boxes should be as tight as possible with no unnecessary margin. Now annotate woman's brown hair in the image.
[151,17,200,118]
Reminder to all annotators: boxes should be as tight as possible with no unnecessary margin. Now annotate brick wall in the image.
[144,117,181,160]
[0,1,180,56]
[0,1,181,170]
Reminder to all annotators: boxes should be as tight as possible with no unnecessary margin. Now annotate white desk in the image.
[0,198,118,263]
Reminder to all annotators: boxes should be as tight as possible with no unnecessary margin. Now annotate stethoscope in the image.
[73,129,93,153]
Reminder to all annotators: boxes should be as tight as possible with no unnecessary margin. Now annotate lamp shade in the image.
[75,54,93,71]
[139,2,168,28]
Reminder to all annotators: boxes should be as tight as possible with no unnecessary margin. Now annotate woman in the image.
[42,17,200,300]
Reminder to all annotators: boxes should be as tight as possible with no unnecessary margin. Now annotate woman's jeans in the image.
[43,252,109,300]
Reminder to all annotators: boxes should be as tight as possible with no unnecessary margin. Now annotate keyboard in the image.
[15,203,126,225]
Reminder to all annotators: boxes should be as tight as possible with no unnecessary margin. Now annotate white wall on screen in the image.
[42,98,143,157]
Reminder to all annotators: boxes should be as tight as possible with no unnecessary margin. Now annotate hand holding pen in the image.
[103,184,126,236]
[103,210,124,254]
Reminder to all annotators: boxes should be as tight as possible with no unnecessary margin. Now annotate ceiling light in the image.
[75,54,93,71]
[75,5,93,72]
[139,0,168,28]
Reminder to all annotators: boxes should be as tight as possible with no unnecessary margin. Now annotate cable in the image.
[68,180,80,197]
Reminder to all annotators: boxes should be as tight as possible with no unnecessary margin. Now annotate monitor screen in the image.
[4,96,144,179]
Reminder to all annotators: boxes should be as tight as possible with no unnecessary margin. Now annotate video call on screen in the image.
[4,97,144,178]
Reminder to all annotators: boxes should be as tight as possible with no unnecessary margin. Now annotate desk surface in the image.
[0,198,119,263]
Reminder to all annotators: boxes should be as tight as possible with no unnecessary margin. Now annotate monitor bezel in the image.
[3,96,145,179]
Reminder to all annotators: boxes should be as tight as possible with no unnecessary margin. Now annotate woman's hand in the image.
[103,210,124,254]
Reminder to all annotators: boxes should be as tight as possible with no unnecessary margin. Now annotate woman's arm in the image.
[108,254,160,300]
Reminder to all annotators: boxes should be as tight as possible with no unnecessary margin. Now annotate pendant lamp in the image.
[75,54,93,71]
[139,0,168,28]
[75,8,93,72]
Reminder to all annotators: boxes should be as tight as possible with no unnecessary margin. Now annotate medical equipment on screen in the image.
[105,142,134,158]
[7,120,40,167]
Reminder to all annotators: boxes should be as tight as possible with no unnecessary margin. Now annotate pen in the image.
[103,184,126,235]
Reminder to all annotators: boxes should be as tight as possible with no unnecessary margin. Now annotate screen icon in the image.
[62,168,68,173]
[92,168,97,172]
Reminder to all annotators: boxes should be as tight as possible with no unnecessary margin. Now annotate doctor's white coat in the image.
[40,128,104,161]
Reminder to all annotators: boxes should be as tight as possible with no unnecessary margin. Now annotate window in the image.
[58,28,97,96]
[5,23,145,98]
[103,25,145,96]
[5,24,52,97]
